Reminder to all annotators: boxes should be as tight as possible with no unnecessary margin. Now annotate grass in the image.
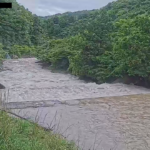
[0,111,77,150]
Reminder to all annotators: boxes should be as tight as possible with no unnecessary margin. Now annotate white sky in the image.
[16,0,115,16]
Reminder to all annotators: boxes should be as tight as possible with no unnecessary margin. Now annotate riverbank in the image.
[0,110,76,150]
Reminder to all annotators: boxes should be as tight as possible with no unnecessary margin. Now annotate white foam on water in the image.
[0,58,150,103]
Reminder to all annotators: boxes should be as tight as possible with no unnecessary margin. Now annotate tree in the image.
[112,15,150,79]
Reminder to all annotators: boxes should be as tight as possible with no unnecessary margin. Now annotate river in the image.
[1,58,150,150]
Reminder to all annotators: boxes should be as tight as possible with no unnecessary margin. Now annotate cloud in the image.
[16,0,115,16]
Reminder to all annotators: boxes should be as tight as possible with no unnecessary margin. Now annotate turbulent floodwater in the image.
[1,58,150,150]
[0,58,150,103]
[11,95,150,150]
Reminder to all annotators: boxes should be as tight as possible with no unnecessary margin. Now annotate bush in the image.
[9,45,36,58]
[36,15,150,85]
[0,43,6,64]
[111,15,150,79]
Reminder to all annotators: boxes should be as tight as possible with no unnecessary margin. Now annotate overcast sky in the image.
[16,0,115,16]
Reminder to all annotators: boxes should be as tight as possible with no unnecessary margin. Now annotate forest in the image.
[1,0,150,86]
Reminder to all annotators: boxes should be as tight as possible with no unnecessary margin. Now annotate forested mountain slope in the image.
[1,0,150,86]
[40,10,93,20]
[0,0,45,58]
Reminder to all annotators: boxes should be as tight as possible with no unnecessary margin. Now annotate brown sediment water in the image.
[0,58,150,103]
[1,58,150,150]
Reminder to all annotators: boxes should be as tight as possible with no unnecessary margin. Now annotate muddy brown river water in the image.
[1,58,150,150]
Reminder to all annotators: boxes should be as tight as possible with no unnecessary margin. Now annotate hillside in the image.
[40,10,94,20]
[42,0,150,38]
[1,0,150,86]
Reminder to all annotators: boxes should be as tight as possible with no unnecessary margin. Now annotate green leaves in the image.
[0,43,6,62]
[9,45,36,58]
[112,15,150,78]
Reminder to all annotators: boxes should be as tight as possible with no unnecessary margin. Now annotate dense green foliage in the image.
[0,0,33,47]
[0,44,6,64]
[9,45,36,58]
[1,0,150,84]
[112,16,150,78]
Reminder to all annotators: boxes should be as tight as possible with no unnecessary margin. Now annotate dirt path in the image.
[1,58,150,150]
